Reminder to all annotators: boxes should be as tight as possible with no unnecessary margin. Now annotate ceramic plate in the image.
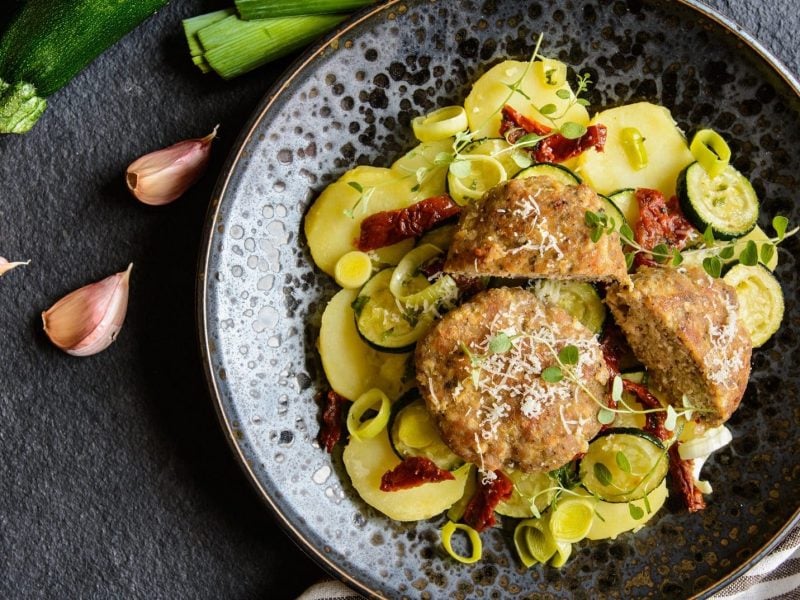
[199,0,800,597]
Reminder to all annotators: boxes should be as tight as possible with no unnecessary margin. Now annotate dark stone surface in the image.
[0,0,796,598]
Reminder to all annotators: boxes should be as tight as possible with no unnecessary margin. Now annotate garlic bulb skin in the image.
[0,257,29,276]
[126,126,218,206]
[42,264,133,357]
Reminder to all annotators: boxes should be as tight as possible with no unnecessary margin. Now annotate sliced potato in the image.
[582,479,668,540]
[305,166,420,277]
[343,428,470,521]
[464,60,589,140]
[318,288,411,401]
[577,102,694,197]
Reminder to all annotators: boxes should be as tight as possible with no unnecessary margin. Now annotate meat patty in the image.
[605,265,751,427]
[444,176,631,287]
[415,287,609,473]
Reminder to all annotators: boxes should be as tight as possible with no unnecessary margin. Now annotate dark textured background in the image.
[0,1,797,598]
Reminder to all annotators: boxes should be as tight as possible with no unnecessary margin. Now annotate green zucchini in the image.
[579,428,668,503]
[388,397,464,470]
[532,280,606,334]
[599,195,627,233]
[607,188,639,228]
[677,162,759,239]
[0,0,169,133]
[353,268,434,352]
[514,162,581,185]
[722,264,784,347]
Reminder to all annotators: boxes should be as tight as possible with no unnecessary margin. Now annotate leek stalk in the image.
[236,0,374,19]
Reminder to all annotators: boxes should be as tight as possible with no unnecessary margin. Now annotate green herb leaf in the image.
[585,210,600,227]
[560,121,587,140]
[643,494,652,514]
[703,225,715,247]
[434,151,455,165]
[347,181,364,193]
[576,98,590,106]
[702,256,722,278]
[760,243,775,265]
[351,295,369,316]
[541,366,563,383]
[594,462,613,487]
[597,407,615,425]
[488,332,513,354]
[628,503,644,520]
[773,215,789,240]
[619,223,634,242]
[652,243,670,263]
[539,103,557,115]
[516,132,545,148]
[739,240,758,266]
[719,245,735,260]
[615,451,632,474]
[671,248,684,266]
[558,344,579,365]
[612,375,623,403]
[590,227,603,243]
[625,252,635,270]
[555,88,571,100]
[410,184,420,192]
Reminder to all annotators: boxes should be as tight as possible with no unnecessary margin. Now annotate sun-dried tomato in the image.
[634,189,698,267]
[379,456,455,491]
[462,470,514,532]
[356,195,461,251]
[621,379,669,442]
[533,124,607,164]
[318,390,348,453]
[499,105,607,163]
[668,444,706,512]
[419,257,487,299]
[600,322,630,375]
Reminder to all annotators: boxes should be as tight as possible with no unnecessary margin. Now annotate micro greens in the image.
[343,181,375,219]
[584,208,798,277]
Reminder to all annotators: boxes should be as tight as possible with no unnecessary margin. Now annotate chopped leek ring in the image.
[548,498,595,543]
[534,58,567,87]
[516,517,557,564]
[412,106,468,142]
[550,541,573,568]
[690,129,731,179]
[390,243,458,310]
[441,521,482,564]
[621,127,648,171]
[346,388,391,440]
[513,521,538,568]
[397,403,439,448]
[447,155,507,205]
[334,250,373,289]
[678,425,732,461]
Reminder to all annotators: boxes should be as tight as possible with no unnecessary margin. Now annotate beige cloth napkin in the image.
[297,525,800,599]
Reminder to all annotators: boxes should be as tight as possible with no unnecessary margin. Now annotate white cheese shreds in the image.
[704,293,744,388]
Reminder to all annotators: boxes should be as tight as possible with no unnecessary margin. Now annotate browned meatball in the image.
[605,265,751,427]
[415,287,609,473]
[444,176,631,287]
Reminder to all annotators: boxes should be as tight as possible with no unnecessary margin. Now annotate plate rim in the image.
[196,1,800,597]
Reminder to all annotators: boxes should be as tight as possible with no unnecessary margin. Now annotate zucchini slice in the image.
[532,280,606,334]
[514,162,581,185]
[608,188,639,228]
[677,162,759,239]
[495,469,554,518]
[388,397,464,470]
[354,269,434,352]
[579,428,668,503]
[722,264,784,347]
[599,195,627,233]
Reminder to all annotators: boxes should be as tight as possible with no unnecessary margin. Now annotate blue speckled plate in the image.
[199,0,800,597]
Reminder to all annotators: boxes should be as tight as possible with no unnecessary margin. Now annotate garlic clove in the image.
[42,264,133,357]
[0,257,30,276]
[126,126,218,206]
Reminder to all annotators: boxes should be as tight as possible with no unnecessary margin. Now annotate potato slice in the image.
[583,479,668,540]
[464,59,589,140]
[577,102,694,197]
[305,166,419,277]
[390,137,453,197]
[343,428,470,521]
[318,288,411,401]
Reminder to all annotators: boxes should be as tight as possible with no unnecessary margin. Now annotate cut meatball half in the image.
[415,287,609,473]
[444,176,631,287]
[605,265,751,427]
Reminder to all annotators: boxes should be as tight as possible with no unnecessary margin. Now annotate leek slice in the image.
[447,155,507,205]
[412,106,468,142]
[334,250,373,289]
[548,497,594,543]
[441,522,482,564]
[690,129,731,179]
[347,388,391,440]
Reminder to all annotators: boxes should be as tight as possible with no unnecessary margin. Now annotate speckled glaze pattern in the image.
[199,0,800,597]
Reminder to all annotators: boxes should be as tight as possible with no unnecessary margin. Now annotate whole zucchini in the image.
[0,0,169,134]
